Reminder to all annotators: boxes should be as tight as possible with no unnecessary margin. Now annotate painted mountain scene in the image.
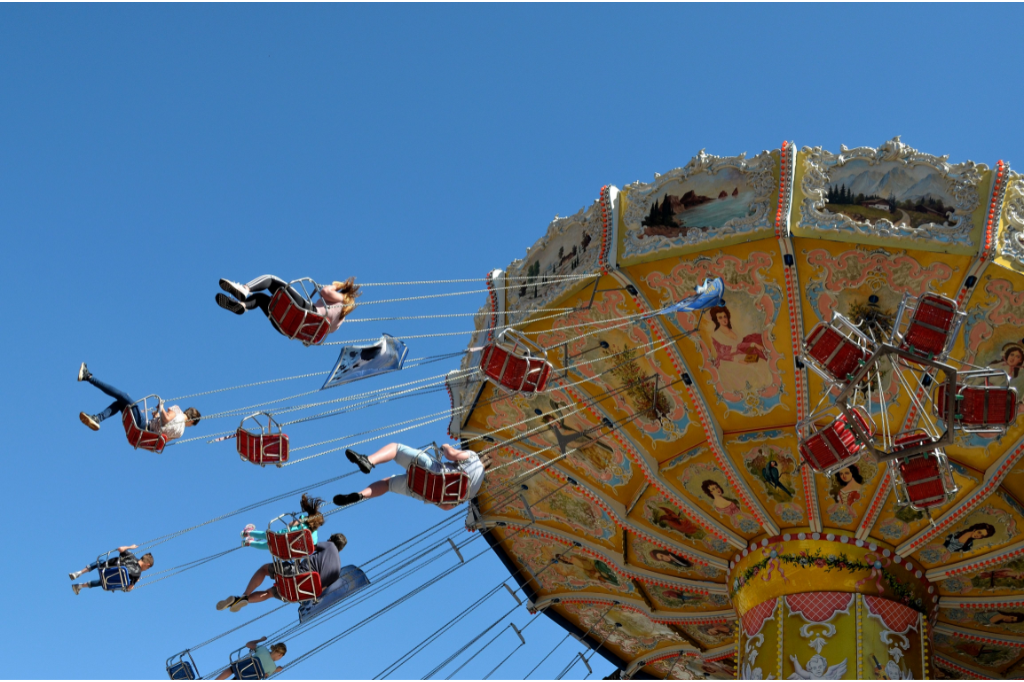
[640,167,756,239]
[822,158,958,229]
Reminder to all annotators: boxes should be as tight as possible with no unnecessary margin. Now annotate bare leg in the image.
[247,589,275,604]
[242,564,272,597]
[367,443,399,466]
[216,669,233,680]
[355,479,392,499]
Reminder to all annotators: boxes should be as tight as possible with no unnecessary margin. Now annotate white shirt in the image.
[150,405,186,440]
[450,452,486,499]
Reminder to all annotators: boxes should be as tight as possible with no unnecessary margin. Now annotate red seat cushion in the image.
[901,294,957,357]
[237,429,290,465]
[275,571,323,603]
[268,290,330,345]
[898,454,948,509]
[798,411,872,471]
[121,408,168,454]
[267,529,315,559]
[407,465,471,505]
[479,345,552,393]
[804,324,867,383]
[937,384,1017,427]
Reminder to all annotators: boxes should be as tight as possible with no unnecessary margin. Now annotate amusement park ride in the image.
[92,137,1024,680]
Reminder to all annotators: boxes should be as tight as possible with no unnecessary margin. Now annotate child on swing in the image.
[215,276,360,338]
[241,494,326,550]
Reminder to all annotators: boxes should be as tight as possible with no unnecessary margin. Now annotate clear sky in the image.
[3,3,1023,680]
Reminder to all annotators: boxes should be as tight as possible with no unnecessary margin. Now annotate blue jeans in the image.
[88,376,147,428]
[83,559,114,588]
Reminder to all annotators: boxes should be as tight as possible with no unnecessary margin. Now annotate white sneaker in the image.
[80,413,100,431]
[219,279,250,300]
[216,596,238,611]
[77,363,91,381]
[72,584,83,595]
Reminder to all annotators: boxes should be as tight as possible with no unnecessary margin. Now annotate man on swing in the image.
[216,533,348,613]
[332,442,487,510]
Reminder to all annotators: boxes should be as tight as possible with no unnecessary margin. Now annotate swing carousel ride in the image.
[449,137,1024,680]
[95,137,1024,681]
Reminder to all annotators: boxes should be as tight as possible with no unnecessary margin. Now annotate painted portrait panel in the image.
[635,487,732,557]
[501,531,635,596]
[625,535,725,582]
[643,583,731,612]
[943,607,1024,636]
[727,431,806,527]
[664,449,761,538]
[917,496,1021,568]
[559,603,684,656]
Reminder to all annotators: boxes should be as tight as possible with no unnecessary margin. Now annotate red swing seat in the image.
[891,432,958,511]
[121,395,169,453]
[479,345,553,394]
[267,528,315,560]
[798,407,875,474]
[936,382,1018,430]
[274,570,323,603]
[407,464,472,505]
[802,317,871,386]
[268,287,330,347]
[896,293,960,359]
[236,413,289,467]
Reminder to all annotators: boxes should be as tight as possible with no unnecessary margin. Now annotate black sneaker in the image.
[215,293,246,315]
[346,449,374,474]
[333,492,363,506]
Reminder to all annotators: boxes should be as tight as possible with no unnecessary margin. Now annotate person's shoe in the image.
[242,298,260,310]
[220,279,251,300]
[216,596,240,611]
[69,570,85,580]
[240,524,256,538]
[242,536,254,547]
[333,492,363,506]
[79,413,100,431]
[72,584,83,595]
[216,293,245,315]
[229,596,249,612]
[346,449,374,474]
[77,363,92,382]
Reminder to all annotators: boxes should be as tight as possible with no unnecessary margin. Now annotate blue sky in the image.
[3,3,1024,679]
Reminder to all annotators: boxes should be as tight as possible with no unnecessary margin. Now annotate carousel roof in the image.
[449,138,1024,679]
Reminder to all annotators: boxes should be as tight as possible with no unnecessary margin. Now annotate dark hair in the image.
[269,643,287,656]
[836,465,864,486]
[963,523,996,539]
[329,533,348,552]
[184,407,201,425]
[141,553,155,567]
[700,480,724,499]
[709,305,732,331]
[300,494,326,532]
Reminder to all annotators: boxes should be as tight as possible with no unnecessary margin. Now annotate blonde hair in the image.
[332,278,361,319]
[269,643,287,657]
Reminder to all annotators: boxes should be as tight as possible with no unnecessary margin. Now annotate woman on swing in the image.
[215,276,360,338]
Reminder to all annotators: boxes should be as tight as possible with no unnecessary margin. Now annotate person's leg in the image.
[246,293,273,318]
[215,668,233,680]
[246,588,276,604]
[242,564,273,597]
[333,478,391,506]
[248,539,269,551]
[243,275,288,294]
[86,376,134,423]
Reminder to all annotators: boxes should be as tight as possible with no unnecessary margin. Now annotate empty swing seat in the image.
[798,408,875,473]
[479,344,553,394]
[274,570,323,603]
[166,653,199,681]
[237,428,289,467]
[122,408,168,453]
[268,289,331,346]
[899,293,959,358]
[803,321,869,385]
[267,528,315,560]
[407,464,471,505]
[936,383,1018,430]
[892,432,957,510]
[230,656,267,682]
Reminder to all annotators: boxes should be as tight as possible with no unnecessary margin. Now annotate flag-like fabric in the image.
[297,565,371,622]
[321,334,409,390]
[657,277,725,315]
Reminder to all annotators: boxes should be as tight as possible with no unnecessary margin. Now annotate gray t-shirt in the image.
[307,541,341,588]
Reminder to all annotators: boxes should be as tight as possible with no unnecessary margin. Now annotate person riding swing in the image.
[77,364,200,441]
[332,442,488,511]
[69,544,154,595]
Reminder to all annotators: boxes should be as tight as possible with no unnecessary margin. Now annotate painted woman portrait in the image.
[557,554,620,587]
[830,465,864,506]
[701,479,741,516]
[979,611,1024,626]
[944,523,996,553]
[648,548,693,570]
[700,304,771,393]
[990,343,1024,380]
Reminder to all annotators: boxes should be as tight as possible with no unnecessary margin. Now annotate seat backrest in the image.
[236,429,290,466]
[267,528,315,559]
[167,662,197,680]
[121,408,168,453]
[275,570,323,603]
[100,565,131,591]
[407,465,471,505]
[479,345,552,394]
[231,656,266,681]
[268,290,330,345]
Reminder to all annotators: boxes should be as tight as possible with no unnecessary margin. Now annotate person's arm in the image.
[319,286,347,305]
[117,544,139,553]
[245,637,267,651]
[159,405,182,423]
[441,444,473,462]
